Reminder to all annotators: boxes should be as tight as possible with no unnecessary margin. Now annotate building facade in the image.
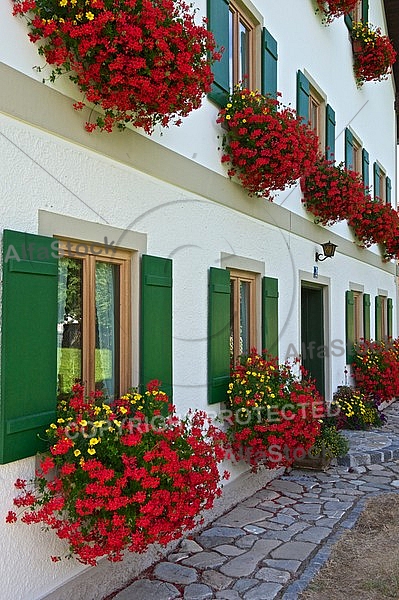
[0,0,397,598]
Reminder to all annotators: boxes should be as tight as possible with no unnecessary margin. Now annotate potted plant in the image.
[6,381,228,565]
[331,384,385,430]
[316,0,359,24]
[294,421,349,470]
[224,349,323,471]
[217,85,319,199]
[351,21,397,86]
[12,0,221,133]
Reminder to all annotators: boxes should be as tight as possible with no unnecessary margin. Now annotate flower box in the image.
[294,454,332,471]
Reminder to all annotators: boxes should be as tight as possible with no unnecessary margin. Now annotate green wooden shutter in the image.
[345,128,354,170]
[296,70,310,122]
[1,230,58,464]
[362,148,369,190]
[140,255,172,399]
[262,277,279,360]
[208,267,230,405]
[207,0,230,106]
[261,27,278,99]
[386,176,392,205]
[374,163,381,200]
[346,0,367,30]
[325,104,336,161]
[375,295,382,341]
[362,0,369,21]
[387,298,393,339]
[346,290,355,364]
[363,293,371,340]
[345,12,353,30]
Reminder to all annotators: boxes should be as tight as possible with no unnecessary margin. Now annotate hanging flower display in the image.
[12,0,221,133]
[352,339,399,404]
[301,158,399,261]
[351,21,397,85]
[6,382,228,565]
[316,0,358,24]
[225,350,323,471]
[347,196,399,259]
[217,85,320,199]
[300,158,366,226]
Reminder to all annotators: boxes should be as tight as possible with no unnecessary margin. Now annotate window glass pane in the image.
[229,9,234,89]
[240,281,250,355]
[95,262,120,398]
[57,257,83,397]
[230,280,235,361]
[239,20,249,82]
[310,97,319,134]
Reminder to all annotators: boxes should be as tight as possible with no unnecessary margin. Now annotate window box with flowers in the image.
[300,157,366,226]
[224,350,323,472]
[316,0,359,25]
[351,21,397,86]
[6,381,228,565]
[12,0,221,133]
[217,85,319,200]
[300,158,399,261]
[352,339,399,405]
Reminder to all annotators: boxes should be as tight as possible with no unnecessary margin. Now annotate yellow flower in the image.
[89,437,100,446]
[119,406,128,415]
[74,449,81,457]
[87,448,96,455]
[86,11,95,20]
[50,423,57,429]
[226,103,232,108]
[80,419,88,427]
[59,0,67,5]
[57,418,65,424]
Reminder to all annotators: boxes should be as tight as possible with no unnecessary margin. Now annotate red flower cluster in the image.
[301,159,399,260]
[217,86,319,199]
[352,339,399,404]
[300,158,366,226]
[347,196,399,259]
[13,0,220,133]
[316,0,358,24]
[352,22,397,85]
[225,350,323,471]
[6,382,228,565]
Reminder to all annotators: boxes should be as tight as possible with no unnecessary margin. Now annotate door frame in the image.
[299,271,331,402]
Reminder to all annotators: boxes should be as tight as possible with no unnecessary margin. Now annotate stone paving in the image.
[112,402,399,600]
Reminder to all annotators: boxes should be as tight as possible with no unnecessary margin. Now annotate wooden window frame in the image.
[229,0,257,89]
[377,295,388,341]
[57,239,132,395]
[352,137,362,175]
[229,269,257,365]
[353,291,364,342]
[351,0,362,22]
[309,86,325,153]
[376,166,387,204]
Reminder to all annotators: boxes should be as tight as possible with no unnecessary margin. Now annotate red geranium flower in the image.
[13,0,221,133]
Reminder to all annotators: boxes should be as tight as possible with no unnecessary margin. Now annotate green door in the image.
[301,285,325,397]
